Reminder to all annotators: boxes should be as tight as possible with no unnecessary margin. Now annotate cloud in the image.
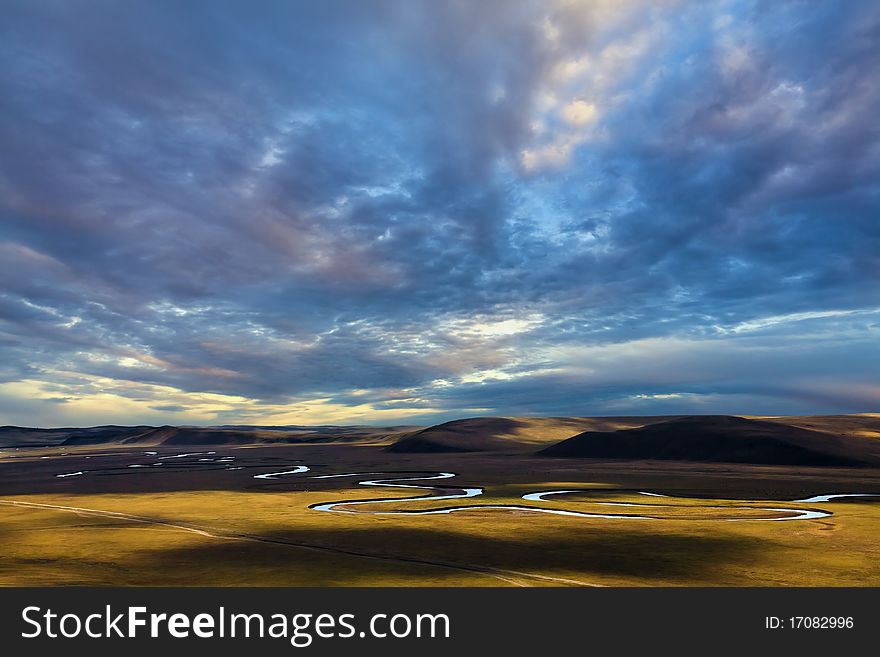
[0,0,878,425]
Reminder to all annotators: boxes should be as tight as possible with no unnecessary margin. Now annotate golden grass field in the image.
[1,442,878,587]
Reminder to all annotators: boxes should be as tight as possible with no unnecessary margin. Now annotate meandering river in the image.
[47,453,873,522]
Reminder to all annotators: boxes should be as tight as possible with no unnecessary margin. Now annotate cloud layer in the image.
[1,0,878,426]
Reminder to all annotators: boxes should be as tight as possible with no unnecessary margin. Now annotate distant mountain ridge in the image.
[3,414,879,467]
[0,424,420,448]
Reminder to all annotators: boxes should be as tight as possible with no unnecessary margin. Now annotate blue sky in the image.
[1,0,878,426]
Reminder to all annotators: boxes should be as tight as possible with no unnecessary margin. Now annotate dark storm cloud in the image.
[0,0,878,424]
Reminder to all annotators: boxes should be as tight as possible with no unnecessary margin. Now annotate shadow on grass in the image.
[142,523,765,585]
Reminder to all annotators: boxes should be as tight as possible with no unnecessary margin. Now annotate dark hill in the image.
[539,415,880,467]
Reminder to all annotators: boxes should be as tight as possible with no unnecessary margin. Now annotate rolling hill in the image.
[386,416,676,453]
[539,415,880,466]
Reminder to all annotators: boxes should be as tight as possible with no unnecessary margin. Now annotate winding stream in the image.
[310,472,484,513]
[306,471,841,521]
[521,489,830,521]
[794,493,880,503]
[253,465,311,479]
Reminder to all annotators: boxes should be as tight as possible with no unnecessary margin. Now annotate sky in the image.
[0,0,878,427]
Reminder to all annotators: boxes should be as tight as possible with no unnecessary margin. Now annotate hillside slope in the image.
[387,416,676,453]
[760,414,880,439]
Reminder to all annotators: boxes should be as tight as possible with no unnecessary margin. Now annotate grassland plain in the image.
[1,443,878,587]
